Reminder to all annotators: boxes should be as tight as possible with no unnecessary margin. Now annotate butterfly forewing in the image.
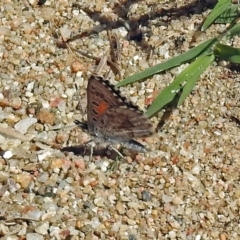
[87,76,141,131]
[87,76,125,132]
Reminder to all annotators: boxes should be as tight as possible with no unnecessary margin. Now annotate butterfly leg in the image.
[106,145,127,171]
[85,139,95,161]
[107,145,125,159]
[89,145,93,161]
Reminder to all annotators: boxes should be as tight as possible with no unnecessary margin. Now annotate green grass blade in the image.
[177,54,215,106]
[201,0,232,31]
[214,43,240,63]
[116,38,217,87]
[145,54,215,117]
[227,22,240,37]
[215,4,240,24]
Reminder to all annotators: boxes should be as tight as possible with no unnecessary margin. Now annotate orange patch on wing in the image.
[96,101,109,115]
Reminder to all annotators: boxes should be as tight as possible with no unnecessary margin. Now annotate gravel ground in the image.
[0,0,240,239]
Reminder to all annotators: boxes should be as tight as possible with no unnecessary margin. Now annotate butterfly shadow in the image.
[61,144,121,159]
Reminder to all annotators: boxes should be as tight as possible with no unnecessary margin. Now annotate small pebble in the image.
[14,117,37,134]
[116,201,125,214]
[37,150,52,162]
[35,222,49,235]
[26,233,44,240]
[37,110,55,125]
[15,173,33,189]
[141,190,151,201]
[3,150,13,159]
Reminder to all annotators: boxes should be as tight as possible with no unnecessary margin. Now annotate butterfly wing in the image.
[87,76,154,144]
[87,76,137,133]
[95,106,154,141]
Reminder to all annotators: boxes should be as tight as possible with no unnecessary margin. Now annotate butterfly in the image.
[74,75,154,156]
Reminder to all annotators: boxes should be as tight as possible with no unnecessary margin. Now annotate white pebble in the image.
[195,235,202,240]
[65,88,75,98]
[14,117,37,134]
[58,101,66,112]
[31,65,44,72]
[37,150,52,162]
[219,191,225,199]
[162,194,173,203]
[180,148,193,158]
[75,77,84,86]
[3,150,13,159]
[185,208,192,215]
[214,130,222,136]
[169,230,176,238]
[72,9,80,16]
[0,110,11,121]
[76,71,83,77]
[28,0,36,5]
[118,27,128,38]
[111,220,121,232]
[60,27,72,40]
[191,164,202,175]
[41,100,50,109]
[37,172,49,182]
[90,217,100,228]
[27,81,35,91]
[100,161,109,172]
[26,209,42,220]
[25,91,33,97]
[68,226,79,236]
[26,233,44,240]
[35,222,49,235]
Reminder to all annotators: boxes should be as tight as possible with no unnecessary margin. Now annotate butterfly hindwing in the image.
[95,106,154,141]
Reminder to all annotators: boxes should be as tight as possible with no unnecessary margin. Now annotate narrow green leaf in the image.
[227,22,240,37]
[178,54,215,106]
[214,43,240,63]
[215,4,240,24]
[201,0,232,31]
[116,38,217,87]
[145,54,215,117]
